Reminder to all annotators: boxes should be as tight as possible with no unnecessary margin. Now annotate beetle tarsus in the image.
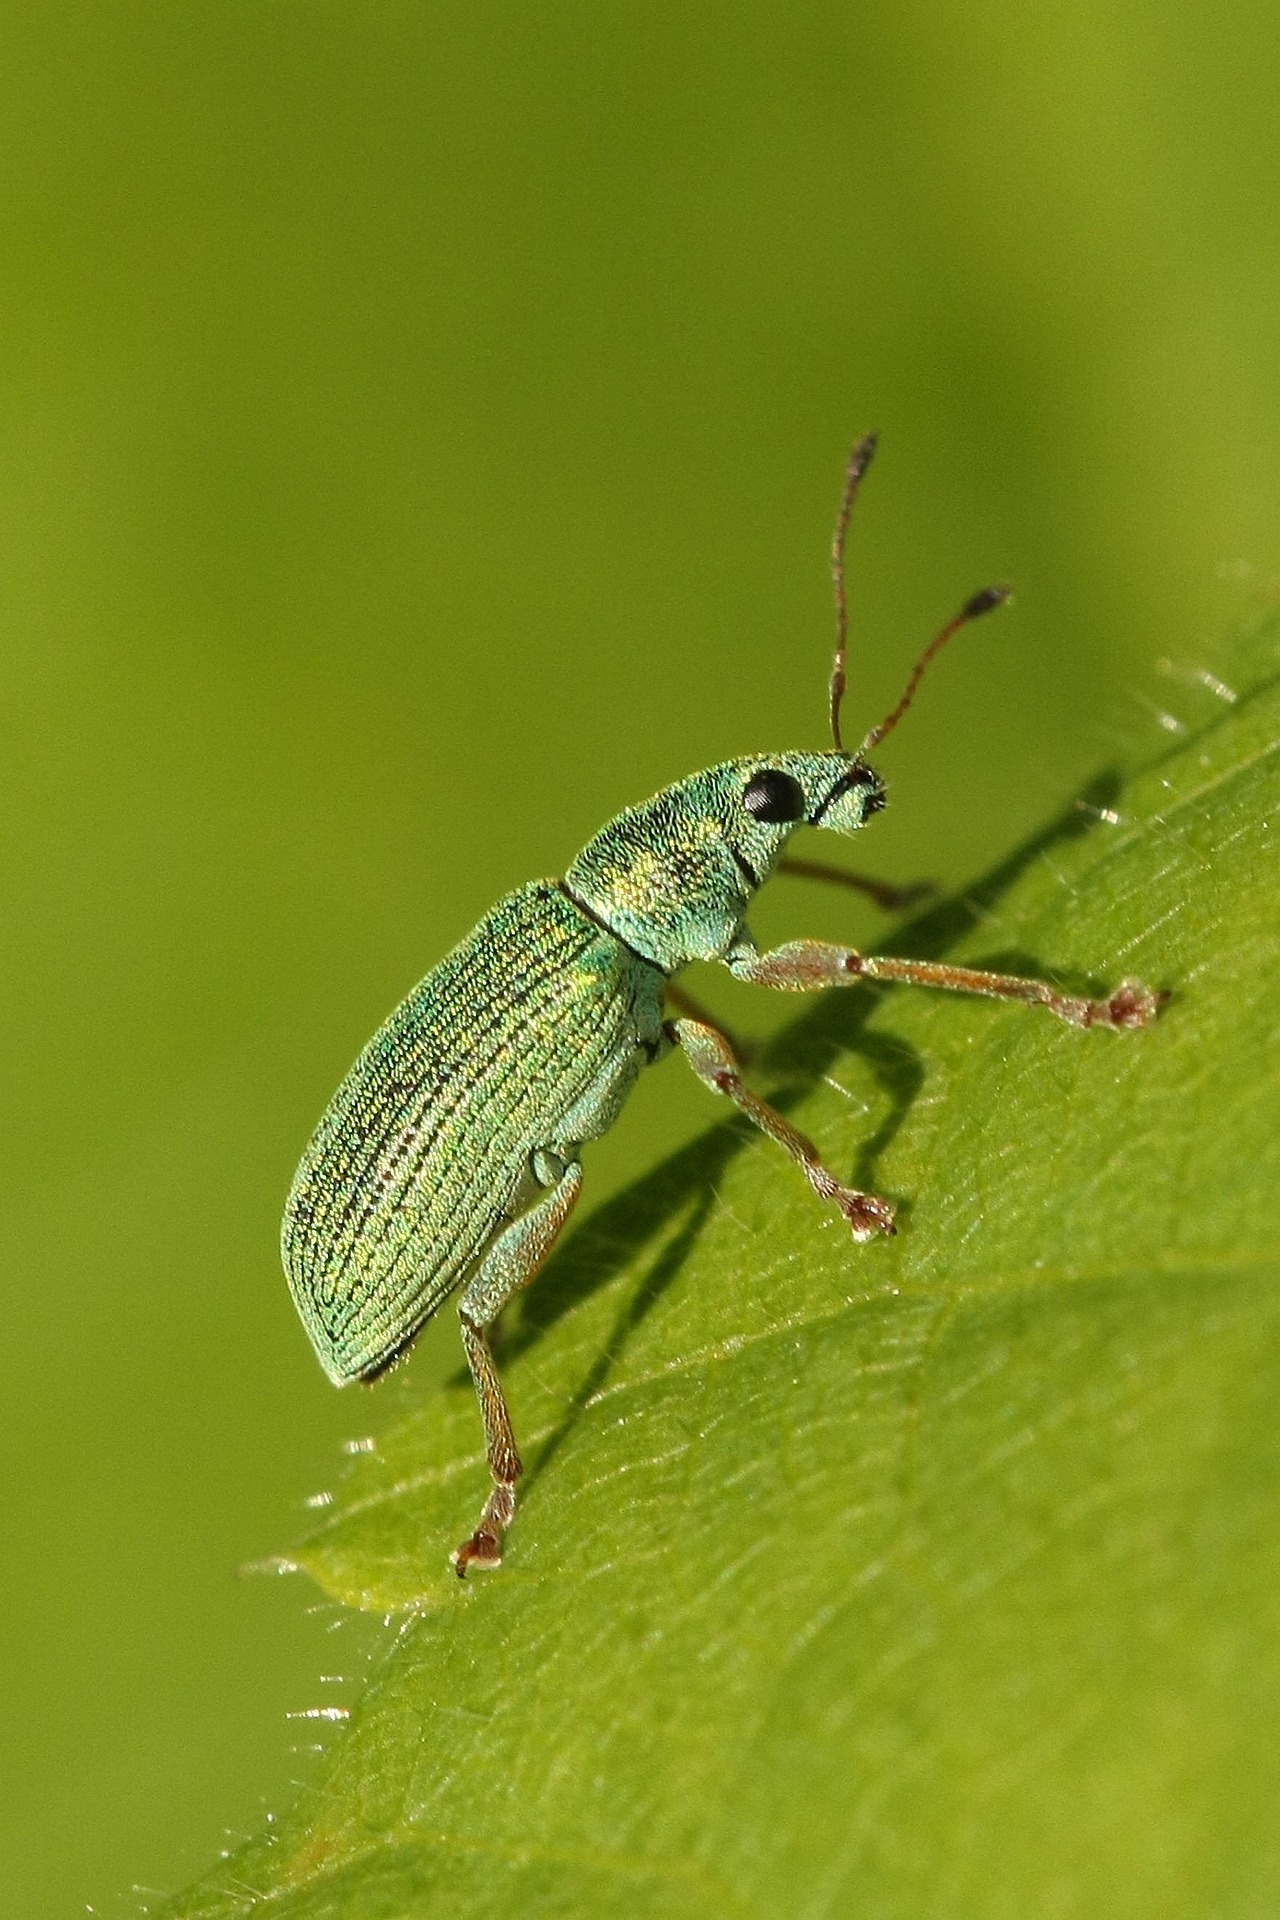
[451,1526,504,1578]
[451,1483,516,1577]
[1091,979,1167,1029]
[810,1164,896,1239]
[836,1188,897,1241]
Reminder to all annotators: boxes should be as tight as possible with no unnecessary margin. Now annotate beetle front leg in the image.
[670,1018,895,1241]
[727,937,1164,1030]
[452,1153,583,1577]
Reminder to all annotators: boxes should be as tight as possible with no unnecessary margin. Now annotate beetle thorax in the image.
[564,773,755,971]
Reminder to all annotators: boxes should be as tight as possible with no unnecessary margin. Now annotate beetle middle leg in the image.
[775,855,935,914]
[452,1151,582,1577]
[664,981,752,1065]
[670,1017,896,1241]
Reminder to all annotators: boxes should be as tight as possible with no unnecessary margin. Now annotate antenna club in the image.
[849,431,879,480]
[962,583,1013,619]
[859,578,1016,754]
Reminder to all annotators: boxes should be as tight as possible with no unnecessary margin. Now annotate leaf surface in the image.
[166,628,1280,1920]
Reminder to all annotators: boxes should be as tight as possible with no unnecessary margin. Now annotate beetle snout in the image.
[812,763,886,835]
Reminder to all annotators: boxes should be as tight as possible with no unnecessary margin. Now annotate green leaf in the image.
[165,623,1280,1920]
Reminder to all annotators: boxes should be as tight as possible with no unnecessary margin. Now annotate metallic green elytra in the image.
[282,438,1164,1576]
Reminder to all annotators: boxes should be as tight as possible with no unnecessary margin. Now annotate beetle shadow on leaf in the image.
[517,1174,725,1499]
[456,768,1125,1459]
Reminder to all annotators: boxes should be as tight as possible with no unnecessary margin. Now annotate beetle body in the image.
[283,751,877,1387]
[283,444,1163,1575]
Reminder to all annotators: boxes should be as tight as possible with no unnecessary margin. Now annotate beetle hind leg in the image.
[451,1153,583,1577]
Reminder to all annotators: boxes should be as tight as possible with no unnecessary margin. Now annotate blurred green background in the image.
[2,4,1278,1914]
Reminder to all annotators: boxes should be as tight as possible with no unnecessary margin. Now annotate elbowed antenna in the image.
[860,583,1012,753]
[828,432,879,750]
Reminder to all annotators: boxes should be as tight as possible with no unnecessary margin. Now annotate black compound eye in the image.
[742,768,806,824]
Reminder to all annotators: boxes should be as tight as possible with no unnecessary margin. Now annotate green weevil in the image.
[282,436,1162,1576]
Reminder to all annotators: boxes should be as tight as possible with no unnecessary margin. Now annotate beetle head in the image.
[721,749,886,869]
[564,749,885,972]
